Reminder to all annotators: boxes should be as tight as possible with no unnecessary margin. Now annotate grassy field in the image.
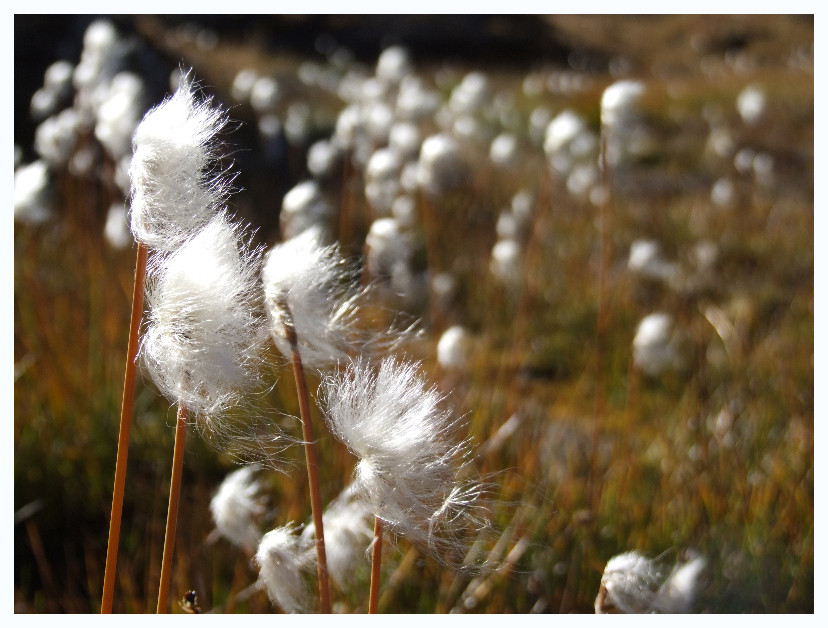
[14,15,813,613]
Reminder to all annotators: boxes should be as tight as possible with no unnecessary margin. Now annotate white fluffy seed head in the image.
[596,550,705,614]
[319,356,480,555]
[280,180,334,241]
[301,482,374,590]
[255,524,315,613]
[596,551,665,613]
[437,326,473,371]
[210,465,268,554]
[632,312,680,376]
[14,160,53,225]
[129,75,231,250]
[141,212,267,418]
[262,226,362,369]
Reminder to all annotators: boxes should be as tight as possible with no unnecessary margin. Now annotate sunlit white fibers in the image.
[141,213,268,418]
[261,225,362,370]
[129,76,230,250]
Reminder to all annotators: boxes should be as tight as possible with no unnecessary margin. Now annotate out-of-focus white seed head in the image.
[284,102,311,146]
[396,75,440,121]
[44,60,75,95]
[262,226,362,369]
[365,148,403,215]
[364,217,411,278]
[230,68,258,103]
[104,202,131,250]
[601,79,645,129]
[95,72,145,160]
[711,177,736,209]
[300,483,373,590]
[388,121,421,161]
[736,84,766,126]
[544,109,597,177]
[279,180,334,241]
[417,133,465,197]
[141,213,268,418]
[437,326,473,370]
[628,239,678,283]
[653,554,706,613]
[490,238,522,284]
[596,550,705,613]
[307,138,341,180]
[210,465,267,554]
[34,108,79,167]
[376,46,413,86]
[255,524,314,613]
[391,194,418,228]
[129,76,230,250]
[596,551,665,613]
[632,312,680,376]
[319,356,483,556]
[489,133,518,168]
[250,76,281,113]
[14,160,53,225]
[449,71,489,116]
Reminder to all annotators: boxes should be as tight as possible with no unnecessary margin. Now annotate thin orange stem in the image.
[101,241,148,614]
[369,516,383,614]
[156,404,189,613]
[288,329,332,614]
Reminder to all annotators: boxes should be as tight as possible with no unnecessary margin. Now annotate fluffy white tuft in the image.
[141,212,268,418]
[128,75,231,250]
[596,550,706,613]
[301,482,374,590]
[255,524,315,613]
[319,356,483,558]
[261,226,363,369]
[210,465,267,554]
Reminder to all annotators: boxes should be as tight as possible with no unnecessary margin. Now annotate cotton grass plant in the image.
[142,210,273,612]
[101,72,234,614]
[318,356,488,612]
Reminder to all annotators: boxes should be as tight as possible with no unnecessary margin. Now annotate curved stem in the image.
[369,516,383,614]
[101,241,148,614]
[157,404,189,613]
[287,328,332,614]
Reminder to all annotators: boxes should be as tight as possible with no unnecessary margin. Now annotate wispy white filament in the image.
[141,213,268,419]
[255,524,315,613]
[210,465,267,554]
[319,356,483,558]
[129,76,230,250]
[261,226,362,370]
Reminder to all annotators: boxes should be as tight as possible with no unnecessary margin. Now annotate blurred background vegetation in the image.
[14,14,813,613]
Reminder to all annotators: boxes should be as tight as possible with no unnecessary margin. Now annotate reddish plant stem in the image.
[369,516,383,614]
[101,241,148,614]
[157,404,189,613]
[287,326,332,614]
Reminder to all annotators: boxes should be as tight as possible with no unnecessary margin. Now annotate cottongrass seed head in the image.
[141,212,269,421]
[595,550,706,613]
[261,225,364,370]
[319,356,486,560]
[300,482,374,591]
[129,72,232,250]
[210,465,267,555]
[255,523,315,613]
